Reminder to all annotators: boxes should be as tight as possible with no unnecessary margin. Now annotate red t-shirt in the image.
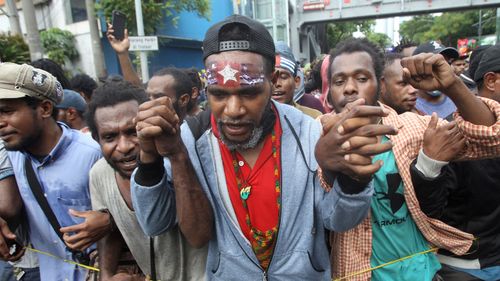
[211,112,282,257]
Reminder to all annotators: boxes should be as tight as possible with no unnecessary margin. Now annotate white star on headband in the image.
[218,64,238,84]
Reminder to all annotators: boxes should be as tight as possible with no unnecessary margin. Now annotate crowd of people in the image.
[0,14,499,281]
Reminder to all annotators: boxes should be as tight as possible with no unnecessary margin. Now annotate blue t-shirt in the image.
[416,95,456,121]
[370,137,441,281]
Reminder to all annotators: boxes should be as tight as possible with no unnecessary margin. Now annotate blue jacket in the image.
[131,102,373,280]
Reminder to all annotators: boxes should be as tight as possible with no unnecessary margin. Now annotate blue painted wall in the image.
[102,0,234,78]
[158,0,234,40]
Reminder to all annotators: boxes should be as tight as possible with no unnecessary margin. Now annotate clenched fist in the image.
[135,96,184,162]
[401,53,458,93]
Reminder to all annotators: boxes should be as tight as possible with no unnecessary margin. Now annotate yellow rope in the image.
[333,247,439,281]
[24,244,439,279]
[25,246,100,272]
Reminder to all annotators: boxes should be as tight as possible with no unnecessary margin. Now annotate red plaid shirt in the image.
[325,98,500,280]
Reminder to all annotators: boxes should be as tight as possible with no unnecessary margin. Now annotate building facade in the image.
[0,0,234,80]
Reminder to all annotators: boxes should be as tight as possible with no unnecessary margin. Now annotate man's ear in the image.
[191,87,200,100]
[179,93,191,108]
[66,108,78,121]
[484,72,497,92]
[39,100,55,119]
[294,75,301,88]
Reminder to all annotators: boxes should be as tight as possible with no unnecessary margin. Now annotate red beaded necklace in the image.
[230,129,281,270]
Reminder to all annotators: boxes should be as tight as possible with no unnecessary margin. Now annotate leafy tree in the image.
[40,28,79,65]
[96,0,211,36]
[399,9,497,46]
[0,34,30,64]
[326,20,374,49]
[326,20,391,50]
[366,32,392,49]
[399,15,435,44]
[427,9,496,46]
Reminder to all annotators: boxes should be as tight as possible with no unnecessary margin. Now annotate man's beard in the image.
[217,102,276,151]
[217,121,263,151]
[4,130,42,152]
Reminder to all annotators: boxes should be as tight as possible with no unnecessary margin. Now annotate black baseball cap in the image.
[202,15,275,64]
[466,44,492,81]
[413,41,459,60]
[473,44,500,82]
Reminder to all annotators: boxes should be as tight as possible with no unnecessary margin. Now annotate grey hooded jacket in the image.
[131,101,373,280]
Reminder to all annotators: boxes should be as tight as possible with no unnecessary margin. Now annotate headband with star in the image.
[206,62,265,88]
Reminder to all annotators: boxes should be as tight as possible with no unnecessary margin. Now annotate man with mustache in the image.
[130,15,393,279]
[379,53,419,114]
[316,38,500,280]
[86,80,208,281]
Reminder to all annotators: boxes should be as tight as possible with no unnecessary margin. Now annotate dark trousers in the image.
[0,261,40,281]
[437,264,484,281]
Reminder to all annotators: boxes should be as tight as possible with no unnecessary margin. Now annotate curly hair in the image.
[86,80,148,141]
[393,38,418,54]
[328,38,384,88]
[70,74,98,101]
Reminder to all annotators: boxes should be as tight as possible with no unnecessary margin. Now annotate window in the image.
[68,0,87,23]
[254,0,289,42]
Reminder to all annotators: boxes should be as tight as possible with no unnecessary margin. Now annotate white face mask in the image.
[427,90,443,97]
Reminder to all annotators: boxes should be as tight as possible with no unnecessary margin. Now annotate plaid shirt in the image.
[328,98,500,280]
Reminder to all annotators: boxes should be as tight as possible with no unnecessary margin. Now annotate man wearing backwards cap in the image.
[131,15,380,279]
[273,41,322,118]
[413,41,459,120]
[0,63,109,281]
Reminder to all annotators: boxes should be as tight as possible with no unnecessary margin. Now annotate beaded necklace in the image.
[230,129,281,270]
